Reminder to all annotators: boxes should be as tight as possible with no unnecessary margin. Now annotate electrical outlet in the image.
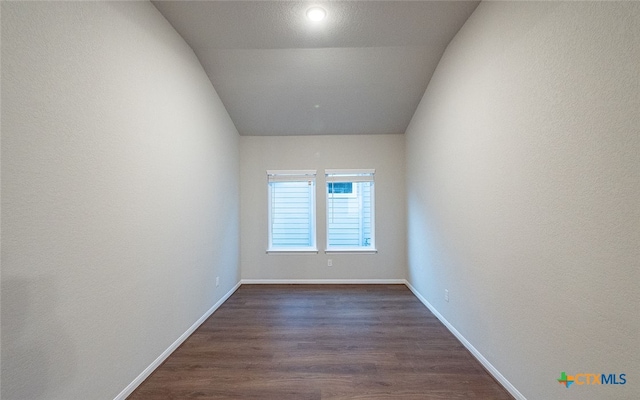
[445,289,449,302]
[327,259,333,267]
[216,276,220,287]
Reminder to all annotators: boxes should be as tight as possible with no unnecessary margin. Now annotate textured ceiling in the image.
[153,1,480,136]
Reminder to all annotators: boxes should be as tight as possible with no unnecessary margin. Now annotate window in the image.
[267,170,317,252]
[326,169,375,252]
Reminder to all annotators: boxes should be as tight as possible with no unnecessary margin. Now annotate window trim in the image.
[266,170,317,253]
[324,249,378,255]
[325,169,376,253]
[267,249,320,255]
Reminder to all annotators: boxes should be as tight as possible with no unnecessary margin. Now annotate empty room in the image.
[1,1,638,400]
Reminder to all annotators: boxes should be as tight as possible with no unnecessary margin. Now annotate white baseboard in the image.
[404,281,526,400]
[115,279,523,400]
[114,281,241,400]
[240,279,407,285]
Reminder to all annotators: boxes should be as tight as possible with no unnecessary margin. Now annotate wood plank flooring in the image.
[128,285,514,399]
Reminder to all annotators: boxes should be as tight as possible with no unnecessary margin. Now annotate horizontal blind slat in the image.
[269,175,315,249]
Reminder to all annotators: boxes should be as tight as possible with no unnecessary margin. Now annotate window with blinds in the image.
[325,169,376,252]
[267,170,317,252]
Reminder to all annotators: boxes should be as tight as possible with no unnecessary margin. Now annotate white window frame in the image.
[325,169,376,254]
[267,170,318,254]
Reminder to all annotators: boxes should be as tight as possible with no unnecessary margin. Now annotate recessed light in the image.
[306,7,326,22]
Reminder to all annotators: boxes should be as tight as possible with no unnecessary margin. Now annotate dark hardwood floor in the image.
[128,285,514,399]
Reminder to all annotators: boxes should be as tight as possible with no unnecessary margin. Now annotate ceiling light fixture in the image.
[306,7,326,22]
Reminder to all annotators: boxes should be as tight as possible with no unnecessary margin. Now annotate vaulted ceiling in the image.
[152,1,479,136]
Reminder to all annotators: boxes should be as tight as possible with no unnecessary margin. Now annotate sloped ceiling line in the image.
[153,1,480,136]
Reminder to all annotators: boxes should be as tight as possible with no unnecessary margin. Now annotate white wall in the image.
[1,2,239,399]
[406,2,639,400]
[241,135,406,281]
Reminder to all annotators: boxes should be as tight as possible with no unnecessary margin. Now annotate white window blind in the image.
[267,170,317,252]
[326,169,375,252]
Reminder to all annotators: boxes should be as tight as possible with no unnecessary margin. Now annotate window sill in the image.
[325,248,378,255]
[266,248,319,255]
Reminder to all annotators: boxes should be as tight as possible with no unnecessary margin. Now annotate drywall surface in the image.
[1,2,240,399]
[405,2,639,400]
[240,135,406,280]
